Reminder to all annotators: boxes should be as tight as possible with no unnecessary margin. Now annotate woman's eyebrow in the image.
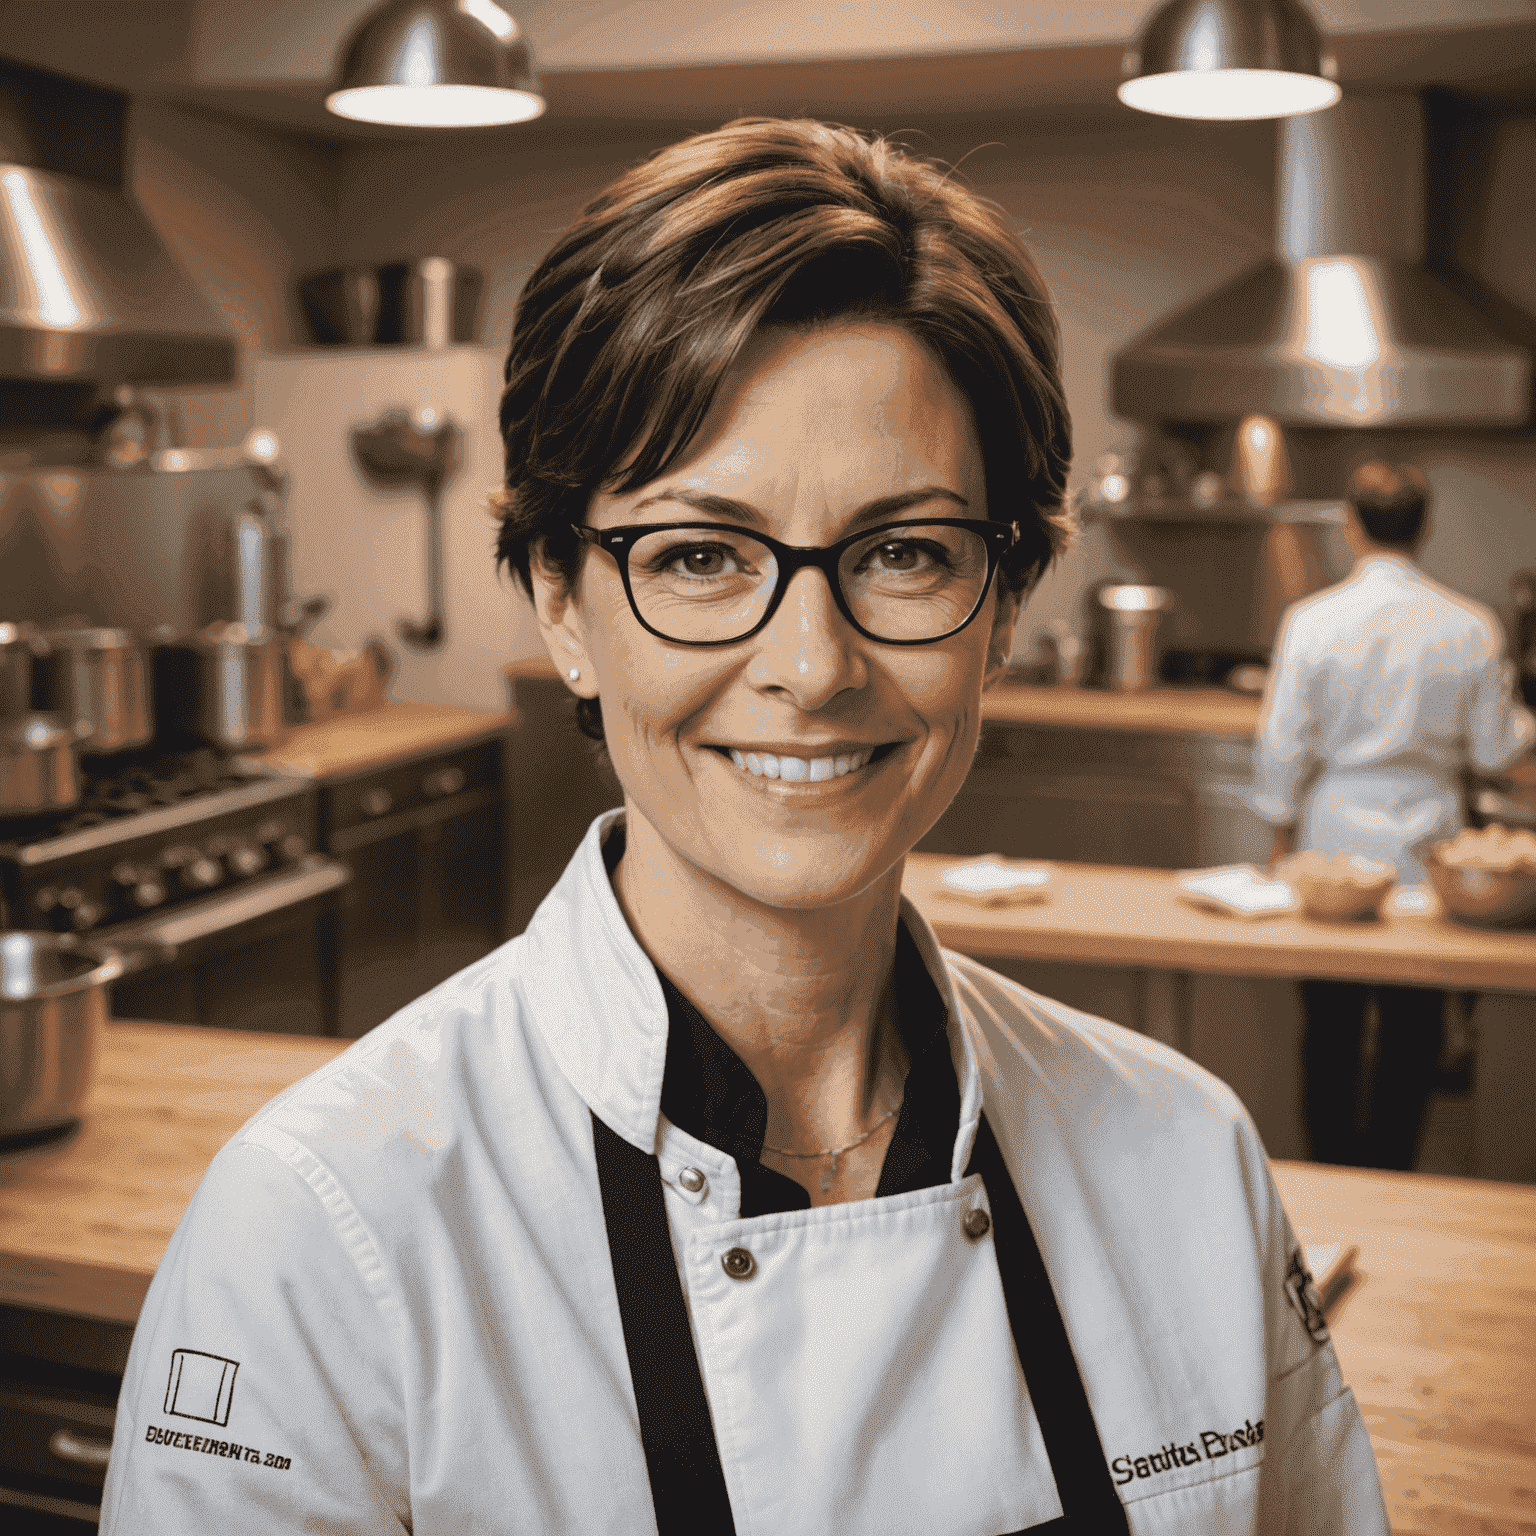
[629,485,969,528]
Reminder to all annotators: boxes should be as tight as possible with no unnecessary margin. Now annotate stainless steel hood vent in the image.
[0,57,236,388]
[1112,93,1533,428]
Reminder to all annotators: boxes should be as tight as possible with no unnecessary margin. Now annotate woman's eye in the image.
[657,543,745,577]
[865,540,941,573]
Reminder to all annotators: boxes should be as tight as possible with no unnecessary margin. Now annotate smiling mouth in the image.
[710,744,898,782]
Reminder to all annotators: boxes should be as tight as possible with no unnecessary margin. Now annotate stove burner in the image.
[9,747,267,844]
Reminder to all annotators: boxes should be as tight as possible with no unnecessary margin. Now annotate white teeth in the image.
[727,749,873,780]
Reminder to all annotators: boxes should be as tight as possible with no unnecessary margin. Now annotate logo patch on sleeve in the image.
[164,1349,240,1426]
[1284,1249,1330,1344]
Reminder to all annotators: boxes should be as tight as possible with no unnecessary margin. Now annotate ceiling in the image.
[0,0,1532,146]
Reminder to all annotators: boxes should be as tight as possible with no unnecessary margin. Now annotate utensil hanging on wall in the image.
[350,406,462,651]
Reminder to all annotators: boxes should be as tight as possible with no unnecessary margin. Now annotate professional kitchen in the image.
[3,3,1536,1534]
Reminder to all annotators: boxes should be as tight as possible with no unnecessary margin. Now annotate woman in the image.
[102,120,1386,1534]
[1257,462,1535,1170]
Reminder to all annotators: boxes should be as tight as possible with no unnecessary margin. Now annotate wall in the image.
[129,100,342,448]
[330,109,1279,663]
[328,98,1536,667]
[105,89,1536,695]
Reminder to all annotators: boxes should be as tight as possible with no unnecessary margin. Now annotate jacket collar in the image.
[520,809,982,1176]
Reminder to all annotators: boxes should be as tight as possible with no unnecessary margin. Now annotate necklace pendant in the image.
[821,1155,836,1193]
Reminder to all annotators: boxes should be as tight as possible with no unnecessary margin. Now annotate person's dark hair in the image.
[495,117,1074,740]
[1347,461,1430,548]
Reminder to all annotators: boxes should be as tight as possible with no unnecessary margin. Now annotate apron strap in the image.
[592,1109,1128,1535]
[592,1111,737,1534]
[967,1113,1131,1534]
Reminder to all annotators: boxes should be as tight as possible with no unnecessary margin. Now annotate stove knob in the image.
[34,886,80,931]
[421,765,466,800]
[225,842,268,879]
[360,787,393,818]
[276,833,308,864]
[68,900,103,933]
[181,856,223,892]
[111,863,166,912]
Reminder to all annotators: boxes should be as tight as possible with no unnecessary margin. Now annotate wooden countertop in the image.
[0,1024,348,1321]
[264,700,514,781]
[982,682,1263,734]
[1269,1160,1536,1536]
[905,855,1536,992]
[1,1022,1532,1533]
[503,658,1265,736]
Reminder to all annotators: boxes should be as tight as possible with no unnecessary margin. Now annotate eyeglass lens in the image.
[623,523,993,643]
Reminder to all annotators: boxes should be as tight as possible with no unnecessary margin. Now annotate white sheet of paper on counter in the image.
[938,858,1052,907]
[1175,864,1301,919]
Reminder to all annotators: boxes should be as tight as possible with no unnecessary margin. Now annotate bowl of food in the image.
[1424,825,1536,929]
[1277,851,1397,922]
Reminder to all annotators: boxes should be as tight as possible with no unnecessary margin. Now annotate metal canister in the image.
[35,628,153,754]
[1097,585,1175,691]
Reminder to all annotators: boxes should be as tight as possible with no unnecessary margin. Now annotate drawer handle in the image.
[50,1426,114,1468]
[422,765,466,799]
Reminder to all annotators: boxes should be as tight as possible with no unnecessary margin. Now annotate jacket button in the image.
[963,1208,991,1240]
[721,1247,756,1280]
[678,1166,706,1194]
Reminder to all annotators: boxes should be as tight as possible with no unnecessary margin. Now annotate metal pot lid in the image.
[41,626,139,652]
[0,931,123,1000]
[0,711,89,749]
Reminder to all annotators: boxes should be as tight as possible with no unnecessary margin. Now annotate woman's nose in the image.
[742,565,865,708]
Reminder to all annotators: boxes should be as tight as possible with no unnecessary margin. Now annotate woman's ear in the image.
[529,553,597,698]
[983,587,1022,688]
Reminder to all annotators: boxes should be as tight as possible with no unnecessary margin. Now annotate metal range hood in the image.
[0,56,236,389]
[1112,93,1534,428]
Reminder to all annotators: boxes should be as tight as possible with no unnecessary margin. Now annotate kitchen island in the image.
[902,855,1536,994]
[2,1021,1534,1534]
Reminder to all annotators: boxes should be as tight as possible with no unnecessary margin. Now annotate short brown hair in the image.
[495,118,1074,737]
[1348,461,1430,548]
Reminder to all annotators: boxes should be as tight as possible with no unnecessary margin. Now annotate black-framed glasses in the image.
[571,518,1020,647]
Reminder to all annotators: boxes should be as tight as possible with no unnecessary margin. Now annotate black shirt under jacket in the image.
[655,922,961,1217]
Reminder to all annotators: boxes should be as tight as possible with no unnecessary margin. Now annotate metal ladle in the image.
[349,406,462,651]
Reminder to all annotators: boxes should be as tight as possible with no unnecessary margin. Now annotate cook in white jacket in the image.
[103,119,1388,1533]
[1253,462,1535,1169]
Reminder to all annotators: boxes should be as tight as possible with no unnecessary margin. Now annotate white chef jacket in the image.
[100,810,1388,1535]
[1253,551,1536,882]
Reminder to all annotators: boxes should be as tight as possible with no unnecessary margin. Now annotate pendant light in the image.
[326,0,544,128]
[1118,0,1340,121]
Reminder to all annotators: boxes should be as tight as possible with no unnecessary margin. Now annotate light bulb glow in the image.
[326,83,545,126]
[1118,69,1340,121]
[458,0,517,40]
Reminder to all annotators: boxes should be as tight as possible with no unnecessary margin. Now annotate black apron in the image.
[592,1109,1131,1535]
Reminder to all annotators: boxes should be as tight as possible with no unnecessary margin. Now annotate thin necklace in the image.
[761,1100,903,1192]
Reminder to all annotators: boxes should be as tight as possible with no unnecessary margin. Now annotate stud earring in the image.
[568,667,581,681]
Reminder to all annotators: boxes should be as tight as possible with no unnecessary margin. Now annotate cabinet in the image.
[505,675,623,937]
[323,737,508,1039]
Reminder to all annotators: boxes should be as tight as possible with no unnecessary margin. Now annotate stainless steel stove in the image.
[0,750,349,1034]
